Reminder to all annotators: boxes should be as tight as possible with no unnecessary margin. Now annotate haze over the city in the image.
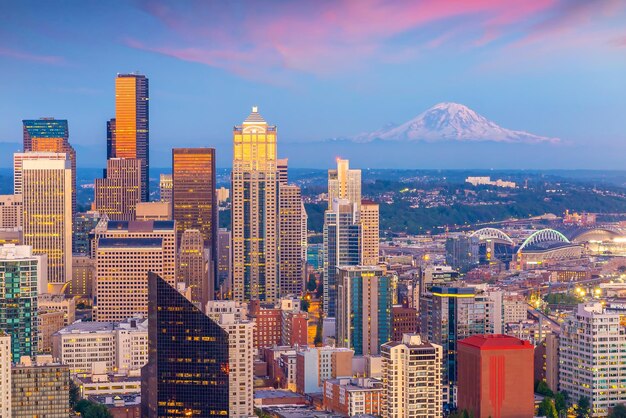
[1,0,625,168]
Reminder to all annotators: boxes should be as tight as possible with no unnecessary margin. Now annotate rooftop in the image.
[98,237,163,248]
[459,334,533,350]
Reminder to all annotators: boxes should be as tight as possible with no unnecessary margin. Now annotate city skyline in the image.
[1,1,625,169]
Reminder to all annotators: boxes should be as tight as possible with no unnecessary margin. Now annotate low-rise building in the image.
[52,318,147,375]
[323,377,383,416]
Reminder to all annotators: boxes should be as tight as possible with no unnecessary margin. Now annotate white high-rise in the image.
[205,301,254,418]
[381,334,443,418]
[21,154,72,293]
[560,303,626,417]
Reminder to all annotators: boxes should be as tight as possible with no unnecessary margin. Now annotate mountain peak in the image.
[349,103,559,144]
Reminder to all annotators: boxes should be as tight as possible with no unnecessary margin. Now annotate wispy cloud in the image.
[0,47,65,65]
[125,0,625,82]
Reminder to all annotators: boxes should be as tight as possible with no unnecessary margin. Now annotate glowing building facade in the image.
[21,155,72,292]
[231,107,279,302]
[113,73,149,202]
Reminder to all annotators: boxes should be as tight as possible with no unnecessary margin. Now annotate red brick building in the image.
[323,378,383,416]
[391,305,418,341]
[249,300,282,349]
[457,334,534,418]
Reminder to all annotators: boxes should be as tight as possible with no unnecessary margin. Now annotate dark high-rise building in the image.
[114,73,149,202]
[323,199,360,317]
[172,148,217,287]
[106,118,116,160]
[22,118,77,215]
[141,272,229,417]
[445,235,480,273]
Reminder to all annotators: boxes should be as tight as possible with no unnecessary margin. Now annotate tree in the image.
[75,399,92,415]
[576,396,591,418]
[69,380,80,409]
[536,380,554,397]
[538,398,558,418]
[300,298,310,312]
[610,404,626,418]
[554,392,567,413]
[83,403,113,418]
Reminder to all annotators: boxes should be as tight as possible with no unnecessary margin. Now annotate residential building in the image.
[94,158,142,221]
[381,334,443,418]
[457,335,534,418]
[231,107,279,302]
[0,244,41,361]
[560,303,626,417]
[0,194,22,229]
[360,200,380,266]
[323,198,360,317]
[337,266,392,356]
[323,377,383,416]
[206,301,254,418]
[328,158,361,210]
[113,73,149,202]
[21,154,72,292]
[141,272,229,417]
[11,355,70,418]
[296,346,353,394]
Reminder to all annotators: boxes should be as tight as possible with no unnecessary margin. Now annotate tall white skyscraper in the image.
[21,153,72,293]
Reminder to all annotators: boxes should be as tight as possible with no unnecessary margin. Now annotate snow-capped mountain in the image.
[349,103,559,144]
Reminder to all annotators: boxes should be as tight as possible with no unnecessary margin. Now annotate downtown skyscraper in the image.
[231,107,279,302]
[22,118,77,216]
[141,272,229,417]
[109,73,149,201]
[21,154,72,292]
[172,148,217,295]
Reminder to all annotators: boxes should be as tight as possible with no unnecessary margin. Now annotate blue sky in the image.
[0,0,625,169]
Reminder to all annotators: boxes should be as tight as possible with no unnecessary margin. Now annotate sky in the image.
[0,0,625,169]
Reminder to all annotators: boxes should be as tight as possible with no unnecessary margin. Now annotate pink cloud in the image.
[0,47,65,65]
[129,0,620,81]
